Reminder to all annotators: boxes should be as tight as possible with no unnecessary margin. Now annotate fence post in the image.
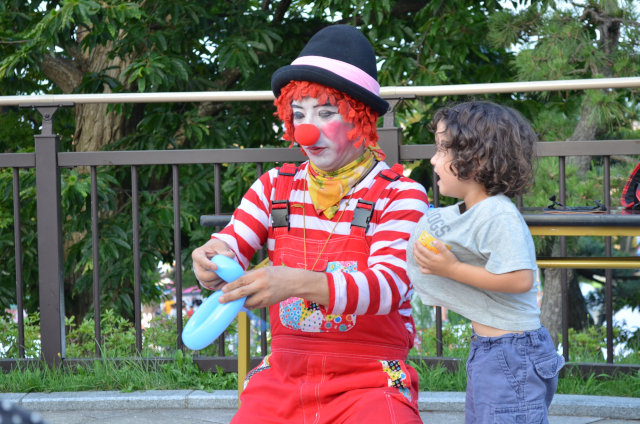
[24,103,72,367]
[377,99,402,166]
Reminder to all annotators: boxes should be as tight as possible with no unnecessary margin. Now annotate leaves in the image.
[1,0,640,326]
[123,52,190,92]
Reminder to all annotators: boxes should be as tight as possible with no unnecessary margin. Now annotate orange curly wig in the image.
[274,81,382,157]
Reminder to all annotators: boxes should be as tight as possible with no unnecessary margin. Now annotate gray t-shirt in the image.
[407,194,541,331]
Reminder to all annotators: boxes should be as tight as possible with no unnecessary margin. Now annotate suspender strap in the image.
[271,163,298,230]
[351,199,376,229]
[351,163,403,235]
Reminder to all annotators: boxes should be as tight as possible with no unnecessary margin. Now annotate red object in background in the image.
[294,124,320,146]
[621,162,640,210]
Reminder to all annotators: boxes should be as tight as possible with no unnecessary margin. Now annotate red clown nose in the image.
[294,124,320,146]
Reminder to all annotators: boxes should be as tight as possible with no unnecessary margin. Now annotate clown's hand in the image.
[191,239,236,291]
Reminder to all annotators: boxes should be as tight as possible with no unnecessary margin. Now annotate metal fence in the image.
[1,77,640,377]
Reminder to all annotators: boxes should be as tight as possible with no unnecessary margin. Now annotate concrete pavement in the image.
[2,390,639,423]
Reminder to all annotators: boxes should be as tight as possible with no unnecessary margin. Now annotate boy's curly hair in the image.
[429,101,536,197]
[274,80,380,150]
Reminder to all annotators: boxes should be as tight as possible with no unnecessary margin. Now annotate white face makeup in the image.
[292,96,364,171]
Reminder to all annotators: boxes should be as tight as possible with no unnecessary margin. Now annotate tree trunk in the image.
[540,266,564,347]
[566,99,598,174]
[540,244,592,348]
[41,41,137,321]
[41,43,134,153]
[74,45,133,152]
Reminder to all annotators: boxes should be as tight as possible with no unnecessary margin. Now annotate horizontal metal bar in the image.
[400,144,436,161]
[193,357,263,373]
[525,212,640,225]
[382,77,640,97]
[562,362,640,376]
[534,139,640,156]
[536,257,640,268]
[530,226,640,236]
[5,91,276,106]
[0,358,39,372]
[2,77,640,106]
[200,215,233,227]
[57,148,306,167]
[48,139,640,168]
[401,140,640,161]
[0,153,36,168]
[3,140,639,170]
[524,213,640,235]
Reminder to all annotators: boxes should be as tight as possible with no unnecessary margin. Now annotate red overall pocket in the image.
[277,252,358,333]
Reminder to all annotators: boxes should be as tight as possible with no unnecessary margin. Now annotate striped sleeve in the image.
[326,177,429,315]
[212,168,277,270]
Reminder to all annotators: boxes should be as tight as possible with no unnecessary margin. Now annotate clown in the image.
[191,24,429,423]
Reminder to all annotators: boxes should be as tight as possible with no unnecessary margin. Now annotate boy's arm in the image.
[412,240,533,293]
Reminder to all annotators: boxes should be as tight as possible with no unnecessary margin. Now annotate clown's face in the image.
[292,96,364,171]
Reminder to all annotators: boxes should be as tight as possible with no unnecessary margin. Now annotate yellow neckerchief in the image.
[307,150,376,219]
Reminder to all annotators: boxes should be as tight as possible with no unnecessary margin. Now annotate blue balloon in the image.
[182,255,245,350]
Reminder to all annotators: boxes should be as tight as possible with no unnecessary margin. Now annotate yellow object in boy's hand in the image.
[418,231,451,254]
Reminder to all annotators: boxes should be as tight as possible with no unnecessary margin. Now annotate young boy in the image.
[408,101,564,423]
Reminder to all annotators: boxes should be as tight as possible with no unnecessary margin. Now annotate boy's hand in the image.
[413,239,458,278]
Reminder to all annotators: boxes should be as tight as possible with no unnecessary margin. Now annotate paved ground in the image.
[2,390,639,424]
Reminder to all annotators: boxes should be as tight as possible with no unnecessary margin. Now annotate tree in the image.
[0,0,519,323]
[488,0,640,346]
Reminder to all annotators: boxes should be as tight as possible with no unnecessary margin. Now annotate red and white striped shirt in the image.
[213,161,429,318]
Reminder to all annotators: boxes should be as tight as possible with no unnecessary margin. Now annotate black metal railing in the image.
[1,79,640,378]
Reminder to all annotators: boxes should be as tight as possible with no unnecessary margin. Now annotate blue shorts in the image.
[465,326,564,424]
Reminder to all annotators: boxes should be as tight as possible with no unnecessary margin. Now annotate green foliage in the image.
[0,0,522,321]
[0,109,36,150]
[0,312,42,359]
[0,352,236,393]
[409,318,640,396]
[1,311,638,395]
[412,359,640,396]
[412,322,473,358]
[156,350,237,391]
[524,156,640,259]
[410,316,639,365]
[142,314,181,356]
[0,307,269,360]
[524,156,605,210]
[559,323,639,364]
[487,0,640,141]
[1,1,640,346]
[66,309,137,358]
[562,326,615,362]
[557,367,640,397]
[411,360,468,392]
[384,0,517,147]
[0,168,38,313]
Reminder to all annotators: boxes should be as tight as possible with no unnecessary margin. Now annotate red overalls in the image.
[232,164,422,424]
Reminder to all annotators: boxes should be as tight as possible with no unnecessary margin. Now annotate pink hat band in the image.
[291,55,381,96]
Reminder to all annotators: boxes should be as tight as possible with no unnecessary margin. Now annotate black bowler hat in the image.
[271,24,389,115]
